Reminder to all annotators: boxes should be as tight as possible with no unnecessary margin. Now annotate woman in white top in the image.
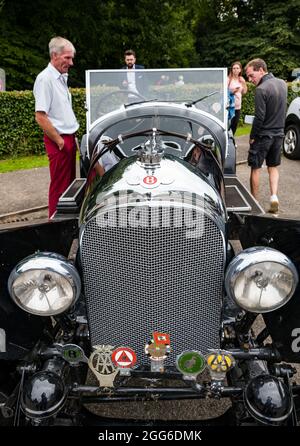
[228,61,248,135]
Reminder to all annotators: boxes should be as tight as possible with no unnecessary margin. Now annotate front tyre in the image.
[283,124,300,159]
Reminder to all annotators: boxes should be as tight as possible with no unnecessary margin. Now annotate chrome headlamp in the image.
[8,252,81,316]
[225,247,298,313]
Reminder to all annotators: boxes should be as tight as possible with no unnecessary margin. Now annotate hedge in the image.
[239,83,299,124]
[0,84,299,159]
[0,88,86,158]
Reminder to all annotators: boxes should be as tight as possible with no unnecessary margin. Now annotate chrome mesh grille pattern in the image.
[80,206,224,364]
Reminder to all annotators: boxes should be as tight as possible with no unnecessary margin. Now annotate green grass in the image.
[235,124,251,137]
[0,126,251,173]
[0,155,48,173]
[0,152,80,173]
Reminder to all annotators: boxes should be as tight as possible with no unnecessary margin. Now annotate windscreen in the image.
[86,68,227,129]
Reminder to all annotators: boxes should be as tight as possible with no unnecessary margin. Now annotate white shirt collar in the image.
[48,63,68,82]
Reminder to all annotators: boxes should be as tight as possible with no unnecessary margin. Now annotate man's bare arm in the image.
[35,111,65,150]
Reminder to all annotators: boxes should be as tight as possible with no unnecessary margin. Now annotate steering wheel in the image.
[95,90,147,118]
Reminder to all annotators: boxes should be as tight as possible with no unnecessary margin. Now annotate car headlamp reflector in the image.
[8,253,81,316]
[225,247,298,313]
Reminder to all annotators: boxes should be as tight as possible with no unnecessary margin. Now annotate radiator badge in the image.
[112,346,137,376]
[145,332,171,373]
[141,175,160,189]
[55,343,88,364]
[176,351,206,380]
[153,331,171,345]
[206,350,235,381]
[88,345,118,387]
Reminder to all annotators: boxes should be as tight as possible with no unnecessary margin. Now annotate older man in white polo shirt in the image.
[33,36,79,218]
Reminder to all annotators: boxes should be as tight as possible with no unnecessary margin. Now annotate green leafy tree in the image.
[0,0,199,90]
[2,0,299,89]
[195,0,300,78]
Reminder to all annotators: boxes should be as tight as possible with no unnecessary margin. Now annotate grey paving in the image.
[0,136,300,218]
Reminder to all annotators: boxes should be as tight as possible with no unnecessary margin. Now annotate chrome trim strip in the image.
[0,328,6,353]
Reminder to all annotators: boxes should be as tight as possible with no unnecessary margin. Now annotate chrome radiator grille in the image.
[80,206,225,364]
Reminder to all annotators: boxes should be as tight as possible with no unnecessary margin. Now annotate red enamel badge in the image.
[112,347,137,368]
[143,176,157,185]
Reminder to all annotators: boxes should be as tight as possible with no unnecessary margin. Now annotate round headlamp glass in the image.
[8,253,81,316]
[225,247,298,313]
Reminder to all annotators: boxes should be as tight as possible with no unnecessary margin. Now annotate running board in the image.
[225,176,264,214]
[54,178,87,219]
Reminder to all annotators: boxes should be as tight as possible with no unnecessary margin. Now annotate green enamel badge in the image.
[176,351,206,376]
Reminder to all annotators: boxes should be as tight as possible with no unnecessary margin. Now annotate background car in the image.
[283,96,300,159]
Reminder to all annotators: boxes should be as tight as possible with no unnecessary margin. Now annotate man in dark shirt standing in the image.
[245,58,287,213]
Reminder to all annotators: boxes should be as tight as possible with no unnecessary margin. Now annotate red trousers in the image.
[44,134,76,218]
